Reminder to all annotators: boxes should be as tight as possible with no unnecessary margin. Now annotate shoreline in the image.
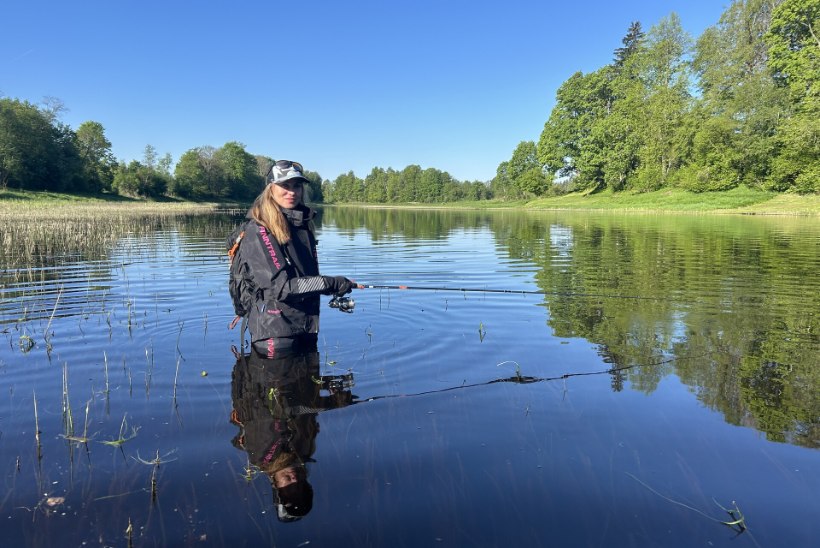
[2,188,819,217]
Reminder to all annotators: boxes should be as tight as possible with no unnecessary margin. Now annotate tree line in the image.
[322,166,491,204]
[0,95,487,203]
[3,0,816,202]
[0,98,324,202]
[495,0,819,198]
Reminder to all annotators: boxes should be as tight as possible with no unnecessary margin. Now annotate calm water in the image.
[1,207,818,547]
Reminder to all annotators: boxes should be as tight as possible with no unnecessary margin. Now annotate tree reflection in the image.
[490,213,819,448]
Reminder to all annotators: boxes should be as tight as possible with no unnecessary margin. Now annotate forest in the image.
[493,0,819,198]
[1,0,817,202]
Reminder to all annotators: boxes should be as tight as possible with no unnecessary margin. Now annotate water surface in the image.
[1,207,818,546]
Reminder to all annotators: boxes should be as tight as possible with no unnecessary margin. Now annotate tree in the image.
[302,169,325,203]
[113,160,166,198]
[0,98,64,190]
[364,167,388,203]
[143,144,158,170]
[157,153,173,176]
[537,68,614,191]
[173,149,206,198]
[214,141,260,200]
[614,21,645,67]
[75,121,115,192]
[38,96,67,124]
[397,165,421,202]
[595,22,646,191]
[386,169,403,202]
[255,155,274,178]
[633,13,693,191]
[684,0,789,190]
[765,0,819,98]
[765,0,820,191]
[508,141,548,196]
[51,122,83,192]
[418,168,443,202]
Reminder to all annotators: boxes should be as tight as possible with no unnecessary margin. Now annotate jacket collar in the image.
[281,204,314,227]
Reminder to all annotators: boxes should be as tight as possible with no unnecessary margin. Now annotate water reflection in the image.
[1,206,817,546]
[322,207,820,448]
[229,348,355,522]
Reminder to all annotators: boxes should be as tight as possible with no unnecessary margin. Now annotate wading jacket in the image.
[228,204,332,347]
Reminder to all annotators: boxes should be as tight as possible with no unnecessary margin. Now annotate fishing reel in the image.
[321,372,355,393]
[328,295,355,313]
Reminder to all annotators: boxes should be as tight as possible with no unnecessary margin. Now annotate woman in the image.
[229,159,354,357]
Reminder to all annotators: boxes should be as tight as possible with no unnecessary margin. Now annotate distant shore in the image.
[2,187,819,217]
[325,187,820,216]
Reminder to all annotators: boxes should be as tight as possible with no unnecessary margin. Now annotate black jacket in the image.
[229,204,333,347]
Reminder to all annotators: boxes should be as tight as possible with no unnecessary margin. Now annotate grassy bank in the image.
[0,189,221,219]
[4,187,819,216]
[524,187,820,215]
[334,187,820,216]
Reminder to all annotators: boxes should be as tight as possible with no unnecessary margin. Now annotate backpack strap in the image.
[228,230,245,264]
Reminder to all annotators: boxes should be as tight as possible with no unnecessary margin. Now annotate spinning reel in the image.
[328,295,355,313]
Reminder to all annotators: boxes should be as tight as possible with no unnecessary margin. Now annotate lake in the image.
[1,206,818,547]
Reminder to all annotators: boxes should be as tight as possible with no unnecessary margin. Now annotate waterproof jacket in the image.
[229,204,330,350]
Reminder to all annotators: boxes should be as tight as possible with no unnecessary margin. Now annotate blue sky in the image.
[2,1,728,183]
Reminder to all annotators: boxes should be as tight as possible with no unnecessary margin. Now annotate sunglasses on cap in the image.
[275,159,303,171]
[267,160,304,176]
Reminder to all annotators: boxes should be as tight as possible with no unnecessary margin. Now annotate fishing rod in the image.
[353,283,661,300]
[330,282,670,313]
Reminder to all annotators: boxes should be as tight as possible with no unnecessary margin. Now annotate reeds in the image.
[43,284,62,354]
[0,200,217,272]
[172,356,182,406]
[61,363,73,437]
[135,450,177,503]
[33,391,41,460]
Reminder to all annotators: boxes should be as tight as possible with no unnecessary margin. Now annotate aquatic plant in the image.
[62,398,95,445]
[101,414,140,448]
[626,473,750,535]
[32,391,41,461]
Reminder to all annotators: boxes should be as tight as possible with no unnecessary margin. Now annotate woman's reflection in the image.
[230,348,354,522]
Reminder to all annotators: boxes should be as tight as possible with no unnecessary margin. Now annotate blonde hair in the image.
[262,451,301,476]
[249,185,292,244]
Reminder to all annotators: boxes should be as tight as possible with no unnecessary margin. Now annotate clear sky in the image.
[2,1,729,183]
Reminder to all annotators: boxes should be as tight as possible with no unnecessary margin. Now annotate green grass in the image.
[526,187,819,215]
[334,187,819,215]
[5,187,819,215]
[527,187,765,211]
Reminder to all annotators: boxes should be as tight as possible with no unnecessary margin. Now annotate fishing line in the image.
[347,353,710,405]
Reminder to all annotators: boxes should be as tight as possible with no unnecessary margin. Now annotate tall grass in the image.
[0,200,219,271]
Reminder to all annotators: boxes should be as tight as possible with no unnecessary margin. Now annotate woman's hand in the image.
[323,276,355,296]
